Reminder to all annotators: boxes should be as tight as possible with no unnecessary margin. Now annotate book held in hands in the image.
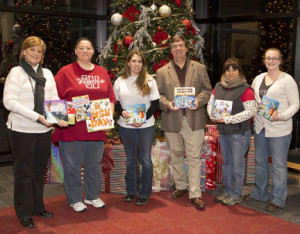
[43,100,68,123]
[212,99,233,120]
[257,95,279,121]
[174,87,195,108]
[66,101,75,125]
[125,104,146,124]
[72,95,91,122]
[86,98,114,132]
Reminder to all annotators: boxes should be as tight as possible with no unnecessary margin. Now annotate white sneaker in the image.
[84,198,106,208]
[70,202,87,212]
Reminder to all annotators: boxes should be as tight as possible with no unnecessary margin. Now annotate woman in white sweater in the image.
[244,48,299,212]
[113,50,160,206]
[3,36,66,229]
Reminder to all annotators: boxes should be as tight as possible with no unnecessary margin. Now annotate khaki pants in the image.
[164,117,205,199]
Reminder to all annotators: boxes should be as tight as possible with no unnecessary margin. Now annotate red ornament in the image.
[182,19,192,28]
[123,35,134,47]
[157,26,162,31]
[113,58,117,62]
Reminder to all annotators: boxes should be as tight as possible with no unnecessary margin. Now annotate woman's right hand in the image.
[122,110,129,118]
[38,115,53,128]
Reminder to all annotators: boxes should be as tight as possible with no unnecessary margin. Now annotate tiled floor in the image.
[0,164,299,225]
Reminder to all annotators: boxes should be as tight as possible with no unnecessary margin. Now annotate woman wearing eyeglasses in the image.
[244,48,299,212]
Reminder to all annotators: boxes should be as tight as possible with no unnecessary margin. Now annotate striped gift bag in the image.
[100,144,126,194]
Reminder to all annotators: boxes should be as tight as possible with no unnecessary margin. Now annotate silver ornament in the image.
[111,13,122,26]
[150,3,157,12]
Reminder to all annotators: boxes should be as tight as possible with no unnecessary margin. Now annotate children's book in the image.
[125,104,146,125]
[212,99,233,120]
[72,95,90,122]
[174,87,195,108]
[86,98,114,132]
[43,100,68,123]
[66,101,75,125]
[257,95,279,121]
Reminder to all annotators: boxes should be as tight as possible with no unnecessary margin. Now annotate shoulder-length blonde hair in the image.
[19,36,46,64]
[121,50,150,96]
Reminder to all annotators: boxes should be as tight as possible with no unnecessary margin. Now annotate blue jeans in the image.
[251,128,291,208]
[119,125,155,199]
[219,129,251,197]
[59,141,104,204]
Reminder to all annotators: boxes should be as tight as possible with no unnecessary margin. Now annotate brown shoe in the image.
[266,202,280,212]
[191,197,205,210]
[171,189,188,199]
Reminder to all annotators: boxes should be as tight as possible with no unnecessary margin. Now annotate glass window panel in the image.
[1,0,106,15]
[201,19,294,86]
[0,13,106,77]
[195,0,295,18]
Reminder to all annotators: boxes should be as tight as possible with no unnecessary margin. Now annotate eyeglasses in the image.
[171,44,185,49]
[265,57,280,61]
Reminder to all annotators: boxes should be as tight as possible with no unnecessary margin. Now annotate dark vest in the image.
[214,82,251,135]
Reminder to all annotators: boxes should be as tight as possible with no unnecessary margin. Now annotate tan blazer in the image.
[156,59,212,132]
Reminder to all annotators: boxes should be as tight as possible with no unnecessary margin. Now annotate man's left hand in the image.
[187,100,198,111]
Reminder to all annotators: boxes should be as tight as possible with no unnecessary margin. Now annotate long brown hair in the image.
[122,50,150,96]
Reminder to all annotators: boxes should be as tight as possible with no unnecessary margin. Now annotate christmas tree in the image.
[0,0,72,78]
[98,0,205,140]
[98,0,205,81]
[248,0,294,81]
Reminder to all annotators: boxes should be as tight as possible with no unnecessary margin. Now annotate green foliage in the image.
[99,0,204,82]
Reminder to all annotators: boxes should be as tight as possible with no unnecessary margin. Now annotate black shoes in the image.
[20,217,34,229]
[20,210,53,229]
[135,197,149,206]
[35,210,54,219]
[124,194,136,202]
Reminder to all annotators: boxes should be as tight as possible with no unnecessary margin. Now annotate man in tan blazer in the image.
[156,35,212,210]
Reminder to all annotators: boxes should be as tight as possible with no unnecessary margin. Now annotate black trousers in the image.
[8,129,52,219]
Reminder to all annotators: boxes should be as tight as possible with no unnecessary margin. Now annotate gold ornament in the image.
[151,42,157,48]
[159,5,171,18]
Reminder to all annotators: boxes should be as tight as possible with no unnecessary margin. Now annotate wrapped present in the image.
[245,135,272,184]
[44,143,64,184]
[100,143,126,194]
[50,143,64,183]
[206,124,222,184]
[201,136,216,190]
[184,136,217,191]
[44,157,51,184]
[206,124,219,138]
[152,139,172,192]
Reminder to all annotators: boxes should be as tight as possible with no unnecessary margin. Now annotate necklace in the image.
[28,75,35,94]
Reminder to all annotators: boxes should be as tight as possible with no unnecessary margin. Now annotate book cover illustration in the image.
[86,98,114,132]
[212,99,233,120]
[174,87,195,108]
[257,95,279,121]
[125,104,146,125]
[72,95,91,122]
[43,100,68,123]
[66,101,75,125]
